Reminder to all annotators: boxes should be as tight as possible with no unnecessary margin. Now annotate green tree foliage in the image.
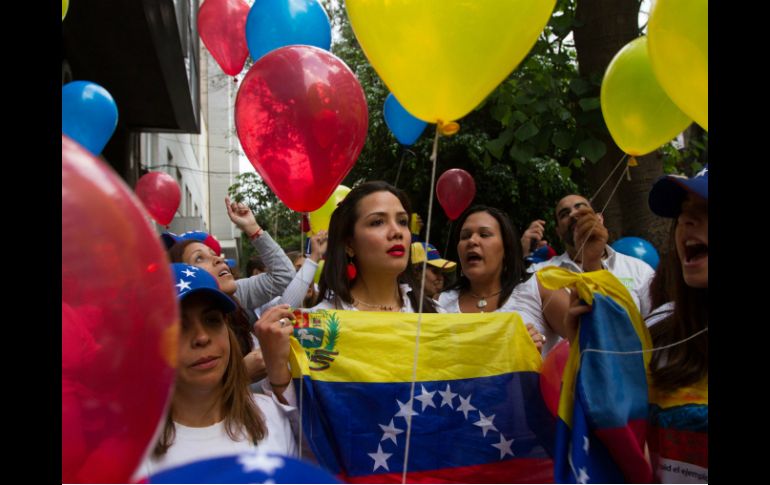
[227,172,302,253]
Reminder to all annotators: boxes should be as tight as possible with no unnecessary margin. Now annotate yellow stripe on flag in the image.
[289,310,542,383]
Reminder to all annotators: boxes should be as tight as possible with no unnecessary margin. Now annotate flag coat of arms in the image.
[537,267,654,484]
[288,309,556,483]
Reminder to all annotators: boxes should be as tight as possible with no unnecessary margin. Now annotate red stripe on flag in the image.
[593,419,652,483]
[339,457,554,483]
[648,425,708,468]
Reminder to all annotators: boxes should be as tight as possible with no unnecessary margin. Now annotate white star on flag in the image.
[438,384,457,409]
[379,419,404,445]
[182,268,196,277]
[238,451,284,475]
[473,411,498,437]
[414,385,436,411]
[395,399,418,420]
[457,394,477,419]
[491,434,515,459]
[577,467,590,484]
[176,279,192,291]
[368,444,392,471]
[583,435,590,454]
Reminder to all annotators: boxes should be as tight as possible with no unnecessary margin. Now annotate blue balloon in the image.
[611,237,660,270]
[62,81,118,155]
[245,0,331,62]
[147,452,342,483]
[383,93,428,146]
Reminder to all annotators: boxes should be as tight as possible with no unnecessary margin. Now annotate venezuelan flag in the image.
[537,267,653,483]
[289,310,556,483]
[648,377,708,483]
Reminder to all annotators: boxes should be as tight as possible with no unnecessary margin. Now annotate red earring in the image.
[346,255,357,281]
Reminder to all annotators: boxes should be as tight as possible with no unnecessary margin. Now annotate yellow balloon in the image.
[308,185,351,235]
[601,37,692,156]
[313,259,325,286]
[346,0,556,123]
[62,0,69,20]
[648,0,707,130]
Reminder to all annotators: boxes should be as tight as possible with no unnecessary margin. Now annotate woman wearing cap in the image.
[437,206,553,352]
[168,199,326,381]
[645,167,708,483]
[410,242,456,301]
[314,181,436,312]
[137,263,298,478]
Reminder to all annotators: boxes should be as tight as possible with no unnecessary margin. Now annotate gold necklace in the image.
[353,299,397,311]
[352,289,401,312]
[469,289,502,310]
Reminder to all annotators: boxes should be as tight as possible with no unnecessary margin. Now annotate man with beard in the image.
[527,194,655,319]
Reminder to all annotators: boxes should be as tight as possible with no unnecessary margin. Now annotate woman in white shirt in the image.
[313,181,436,313]
[437,206,548,352]
[137,263,298,478]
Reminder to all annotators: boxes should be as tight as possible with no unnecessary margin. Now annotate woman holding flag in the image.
[437,205,549,351]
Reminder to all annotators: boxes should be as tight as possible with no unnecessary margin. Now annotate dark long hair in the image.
[153,324,266,457]
[318,181,435,312]
[649,221,708,392]
[169,239,254,356]
[447,205,531,306]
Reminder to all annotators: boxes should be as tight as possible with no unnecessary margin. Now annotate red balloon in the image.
[540,340,571,417]
[62,135,178,483]
[198,0,250,76]
[235,45,368,212]
[436,168,476,220]
[135,171,181,226]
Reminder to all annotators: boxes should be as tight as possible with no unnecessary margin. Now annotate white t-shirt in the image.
[135,391,298,479]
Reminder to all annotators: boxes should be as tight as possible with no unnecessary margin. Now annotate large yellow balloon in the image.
[601,37,692,156]
[308,185,351,235]
[63,0,69,20]
[346,0,556,123]
[648,0,707,130]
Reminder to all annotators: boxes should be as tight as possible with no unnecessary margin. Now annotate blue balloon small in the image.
[611,236,660,270]
[245,0,332,62]
[62,81,118,155]
[383,93,428,146]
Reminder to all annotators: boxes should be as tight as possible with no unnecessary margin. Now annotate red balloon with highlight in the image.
[436,168,476,220]
[235,45,368,212]
[198,0,250,76]
[135,171,181,226]
[62,135,178,483]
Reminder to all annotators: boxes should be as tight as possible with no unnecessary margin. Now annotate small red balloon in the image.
[135,171,181,226]
[436,168,476,220]
[235,45,368,212]
[198,0,250,76]
[540,339,571,417]
[62,135,178,483]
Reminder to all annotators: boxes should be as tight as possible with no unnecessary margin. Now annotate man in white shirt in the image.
[528,194,655,317]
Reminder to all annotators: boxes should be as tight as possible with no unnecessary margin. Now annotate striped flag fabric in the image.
[288,309,556,483]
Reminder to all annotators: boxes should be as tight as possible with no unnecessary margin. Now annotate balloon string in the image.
[579,327,708,358]
[394,145,406,188]
[402,125,441,484]
[443,221,453,258]
[588,152,628,206]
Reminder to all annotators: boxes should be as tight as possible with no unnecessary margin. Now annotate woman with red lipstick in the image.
[314,181,436,313]
[138,263,298,477]
[644,166,708,483]
[437,206,548,352]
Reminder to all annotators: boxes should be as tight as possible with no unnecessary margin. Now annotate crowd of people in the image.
[142,165,708,483]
